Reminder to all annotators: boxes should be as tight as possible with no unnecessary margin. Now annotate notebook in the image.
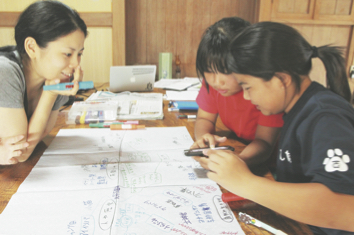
[109,65,156,92]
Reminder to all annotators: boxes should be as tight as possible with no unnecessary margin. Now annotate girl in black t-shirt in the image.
[201,22,354,235]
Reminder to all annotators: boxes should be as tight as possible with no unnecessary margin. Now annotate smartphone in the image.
[184,145,235,157]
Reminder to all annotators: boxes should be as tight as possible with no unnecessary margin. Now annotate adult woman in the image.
[0,1,87,164]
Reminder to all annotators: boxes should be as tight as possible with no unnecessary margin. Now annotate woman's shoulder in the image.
[0,55,25,91]
[0,55,22,76]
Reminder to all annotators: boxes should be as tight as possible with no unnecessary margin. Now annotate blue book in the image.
[172,101,199,111]
[43,81,94,91]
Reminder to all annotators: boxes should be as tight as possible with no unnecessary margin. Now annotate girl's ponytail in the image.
[315,46,352,102]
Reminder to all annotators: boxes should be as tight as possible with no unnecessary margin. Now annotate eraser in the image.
[43,81,94,91]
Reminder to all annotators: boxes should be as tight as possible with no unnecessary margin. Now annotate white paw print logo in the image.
[323,148,350,172]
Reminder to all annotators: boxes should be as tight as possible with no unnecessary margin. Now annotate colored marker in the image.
[43,81,94,91]
[168,107,179,112]
[222,193,247,203]
[89,121,139,128]
[89,122,123,128]
[239,212,288,235]
[110,124,145,130]
[80,111,87,124]
[178,115,197,119]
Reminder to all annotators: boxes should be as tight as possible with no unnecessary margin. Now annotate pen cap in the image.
[110,124,145,130]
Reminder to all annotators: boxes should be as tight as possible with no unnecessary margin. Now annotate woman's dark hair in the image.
[227,21,351,102]
[15,1,87,57]
[196,17,250,91]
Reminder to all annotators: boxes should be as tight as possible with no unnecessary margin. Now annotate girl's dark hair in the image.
[15,1,87,57]
[227,21,351,102]
[196,17,250,91]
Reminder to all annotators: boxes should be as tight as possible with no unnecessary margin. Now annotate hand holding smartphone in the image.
[184,145,235,157]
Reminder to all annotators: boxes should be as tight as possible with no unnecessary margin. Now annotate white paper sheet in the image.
[44,128,124,155]
[165,90,200,101]
[0,127,245,235]
[154,77,201,91]
[0,187,118,234]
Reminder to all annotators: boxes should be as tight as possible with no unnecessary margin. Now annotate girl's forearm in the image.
[239,139,273,165]
[240,177,354,232]
[194,118,215,140]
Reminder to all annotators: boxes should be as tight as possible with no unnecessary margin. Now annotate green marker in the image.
[89,122,123,128]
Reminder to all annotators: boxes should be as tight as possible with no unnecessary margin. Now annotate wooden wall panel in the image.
[276,0,311,14]
[0,0,111,12]
[0,0,127,84]
[126,0,257,78]
[0,28,15,46]
[290,24,351,87]
[80,28,112,84]
[319,0,352,15]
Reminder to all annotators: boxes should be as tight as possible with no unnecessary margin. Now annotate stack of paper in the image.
[154,77,201,91]
[0,127,245,235]
[67,91,164,123]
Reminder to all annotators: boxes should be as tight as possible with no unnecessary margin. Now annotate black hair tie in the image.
[311,46,318,58]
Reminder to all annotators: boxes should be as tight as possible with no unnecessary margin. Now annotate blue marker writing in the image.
[43,81,94,91]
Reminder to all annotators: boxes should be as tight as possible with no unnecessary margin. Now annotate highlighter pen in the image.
[89,120,139,127]
[43,81,94,91]
[222,192,248,203]
[80,111,87,124]
[98,111,104,122]
[110,124,145,130]
[89,122,124,128]
[178,115,197,119]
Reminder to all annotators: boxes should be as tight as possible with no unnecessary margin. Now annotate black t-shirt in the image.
[277,82,354,235]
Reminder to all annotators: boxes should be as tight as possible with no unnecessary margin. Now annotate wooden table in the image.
[0,87,313,235]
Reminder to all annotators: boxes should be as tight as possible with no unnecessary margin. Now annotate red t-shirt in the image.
[196,83,284,142]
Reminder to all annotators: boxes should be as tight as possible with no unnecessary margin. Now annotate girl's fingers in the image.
[193,156,210,170]
[215,136,227,143]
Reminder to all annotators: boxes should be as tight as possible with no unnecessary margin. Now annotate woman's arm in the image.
[1,66,82,164]
[1,92,64,164]
[42,109,59,139]
[205,149,354,232]
[0,107,29,164]
[239,125,281,166]
[18,91,58,162]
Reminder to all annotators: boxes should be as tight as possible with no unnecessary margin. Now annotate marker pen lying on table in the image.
[178,114,197,119]
[110,124,145,130]
[222,192,248,202]
[239,212,288,235]
[90,122,123,128]
[89,121,139,128]
[43,81,94,91]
